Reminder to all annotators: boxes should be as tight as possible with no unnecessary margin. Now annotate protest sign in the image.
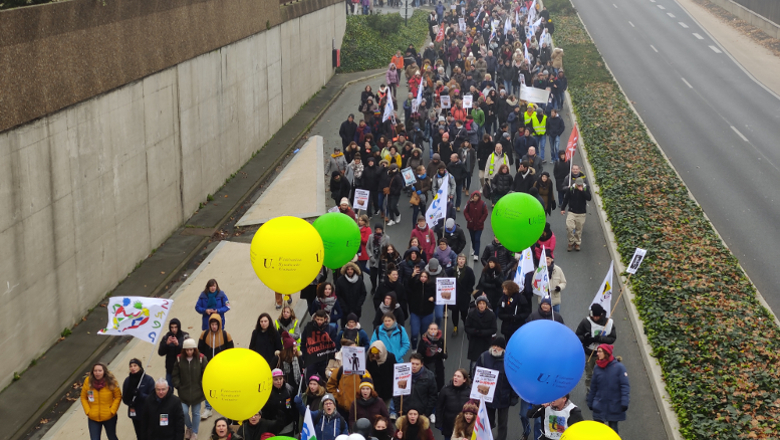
[394,363,412,396]
[436,277,457,305]
[341,346,366,374]
[353,189,370,211]
[471,367,499,402]
[401,167,417,186]
[441,95,451,109]
[627,248,647,274]
[463,95,473,109]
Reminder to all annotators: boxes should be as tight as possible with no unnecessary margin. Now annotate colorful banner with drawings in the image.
[98,296,173,345]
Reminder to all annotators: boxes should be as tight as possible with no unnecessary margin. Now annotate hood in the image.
[340,262,362,277]
[169,317,182,334]
[369,340,389,364]
[388,63,396,69]
[469,190,482,202]
[412,147,423,155]
[208,313,223,332]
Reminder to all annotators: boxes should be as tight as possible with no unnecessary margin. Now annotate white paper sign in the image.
[470,367,499,402]
[520,85,550,104]
[401,167,417,186]
[463,95,473,109]
[440,95,451,109]
[626,248,647,275]
[451,4,457,10]
[436,277,457,305]
[341,346,366,374]
[328,206,340,213]
[353,189,370,211]
[393,363,412,396]
[459,18,467,32]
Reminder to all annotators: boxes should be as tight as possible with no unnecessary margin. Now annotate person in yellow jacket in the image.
[531,109,548,163]
[523,104,536,128]
[81,362,122,440]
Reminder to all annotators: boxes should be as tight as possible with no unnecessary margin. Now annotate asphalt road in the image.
[308,72,667,438]
[568,0,780,314]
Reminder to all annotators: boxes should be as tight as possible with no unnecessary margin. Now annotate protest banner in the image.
[436,277,457,305]
[99,297,173,345]
[520,85,550,104]
[470,367,499,402]
[591,261,614,317]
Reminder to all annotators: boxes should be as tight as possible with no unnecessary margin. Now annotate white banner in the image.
[459,18,467,32]
[98,297,173,345]
[302,407,316,440]
[353,189,370,211]
[513,247,534,289]
[425,171,449,228]
[383,87,395,123]
[470,367,499,402]
[626,248,647,275]
[520,85,551,104]
[473,398,494,440]
[341,346,366,374]
[591,261,614,317]
[436,277,457,305]
[393,363,412,396]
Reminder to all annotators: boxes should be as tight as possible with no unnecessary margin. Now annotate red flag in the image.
[565,123,579,162]
[436,24,445,42]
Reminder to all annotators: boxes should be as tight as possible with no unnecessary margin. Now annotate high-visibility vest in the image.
[532,113,547,135]
[524,111,534,126]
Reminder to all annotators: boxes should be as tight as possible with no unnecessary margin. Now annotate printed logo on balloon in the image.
[491,193,546,252]
[313,212,361,270]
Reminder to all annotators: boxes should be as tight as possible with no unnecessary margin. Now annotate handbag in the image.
[410,192,421,206]
[481,181,492,199]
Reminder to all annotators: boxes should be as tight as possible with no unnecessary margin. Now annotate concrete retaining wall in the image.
[707,0,780,38]
[0,2,346,387]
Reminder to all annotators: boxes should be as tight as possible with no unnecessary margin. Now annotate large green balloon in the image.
[491,192,546,252]
[313,212,361,270]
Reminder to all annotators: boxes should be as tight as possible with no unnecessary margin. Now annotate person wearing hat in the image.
[294,393,349,440]
[337,313,370,348]
[560,175,591,252]
[301,375,327,413]
[349,377,390,428]
[158,317,189,390]
[587,344,630,434]
[367,341,397,401]
[475,336,516,440]
[576,303,617,391]
[464,295,497,373]
[339,198,358,222]
[451,400,479,440]
[173,338,208,437]
[386,163,404,226]
[424,256,448,327]
[331,171,351,208]
[394,405,434,440]
[263,369,298,436]
[526,296,564,325]
[122,358,155,440]
[278,331,303,389]
[431,163,456,208]
[327,351,373,418]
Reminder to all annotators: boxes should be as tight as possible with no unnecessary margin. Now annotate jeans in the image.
[409,312,435,348]
[519,399,532,438]
[377,193,387,217]
[599,420,620,434]
[362,4,369,13]
[469,229,482,256]
[388,194,401,219]
[553,304,560,313]
[503,80,512,94]
[88,417,118,440]
[166,372,173,389]
[548,135,561,162]
[183,402,202,434]
[434,304,444,327]
[558,190,566,209]
[464,174,472,193]
[534,416,543,440]
[535,135,546,161]
[486,407,509,440]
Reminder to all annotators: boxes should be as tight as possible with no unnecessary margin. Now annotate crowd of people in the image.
[78,1,631,440]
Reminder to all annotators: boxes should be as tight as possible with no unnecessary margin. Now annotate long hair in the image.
[316,282,335,299]
[88,362,119,390]
[278,304,297,322]
[482,256,502,274]
[255,313,278,338]
[203,278,220,294]
[454,368,472,387]
[210,417,230,438]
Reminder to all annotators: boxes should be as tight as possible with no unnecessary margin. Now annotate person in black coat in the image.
[552,151,569,206]
[374,268,408,315]
[512,161,537,194]
[480,238,516,276]
[122,358,156,440]
[464,295,497,372]
[393,353,438,417]
[513,127,538,170]
[497,280,532,340]
[361,157,382,215]
[373,290,406,329]
[330,172,351,207]
[475,336,517,440]
[490,164,514,204]
[435,368,472,439]
[367,340,397,401]
[249,313,283,368]
[263,370,298,436]
[526,296,565,324]
[157,318,188,386]
[436,218,467,255]
[340,115,358,149]
[477,257,505,311]
[451,255,475,336]
[142,379,185,440]
[335,262,368,326]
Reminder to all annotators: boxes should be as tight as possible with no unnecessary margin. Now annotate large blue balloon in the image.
[504,320,585,404]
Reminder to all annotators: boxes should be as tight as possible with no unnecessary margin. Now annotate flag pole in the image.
[587,273,631,363]
[145,343,157,369]
[353,373,358,422]
[443,307,449,353]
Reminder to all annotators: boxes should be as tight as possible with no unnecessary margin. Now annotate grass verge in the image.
[546,0,780,438]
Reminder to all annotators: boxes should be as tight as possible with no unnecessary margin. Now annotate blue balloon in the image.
[504,320,585,404]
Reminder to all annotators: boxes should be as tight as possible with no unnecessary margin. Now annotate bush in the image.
[546,0,780,438]
[339,10,429,73]
[0,0,50,10]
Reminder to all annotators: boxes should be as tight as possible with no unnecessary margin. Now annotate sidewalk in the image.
[4,67,383,440]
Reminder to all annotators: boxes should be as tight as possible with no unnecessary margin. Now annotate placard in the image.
[459,18,467,32]
[436,277,457,305]
[353,189,370,211]
[401,167,417,186]
[470,367,499,402]
[519,85,550,104]
[450,4,456,10]
[327,206,340,213]
[341,346,366,374]
[393,363,412,396]
[440,95,451,109]
[463,95,473,109]
[626,248,647,275]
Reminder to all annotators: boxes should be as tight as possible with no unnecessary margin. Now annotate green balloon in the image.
[313,212,361,270]
[490,192,547,252]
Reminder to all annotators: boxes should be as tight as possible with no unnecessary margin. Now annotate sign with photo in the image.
[401,167,417,186]
[470,367,499,402]
[353,189,370,211]
[463,95,473,109]
[341,346,366,375]
[393,363,412,396]
[440,95,451,109]
[436,277,457,305]
[626,248,647,275]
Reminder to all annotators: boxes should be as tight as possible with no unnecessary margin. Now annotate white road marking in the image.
[731,126,748,142]
[657,4,666,9]
[679,22,689,28]
[709,45,722,53]
[681,77,693,88]
[667,12,675,17]
[651,45,659,52]
[693,33,704,39]
[629,21,635,27]
[613,3,618,7]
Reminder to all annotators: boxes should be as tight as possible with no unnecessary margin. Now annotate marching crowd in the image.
[78,1,630,440]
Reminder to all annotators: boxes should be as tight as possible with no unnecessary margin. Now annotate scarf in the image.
[331,152,344,158]
[372,234,383,253]
[434,246,454,266]
[319,295,338,314]
[405,421,421,440]
[346,273,359,284]
[596,356,614,369]
[92,378,106,390]
[357,396,377,407]
[456,265,466,280]
[379,302,399,316]
[206,291,217,309]
[374,429,392,440]
[383,323,398,337]
[279,316,292,328]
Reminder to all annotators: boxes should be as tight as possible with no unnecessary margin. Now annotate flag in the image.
[383,87,395,123]
[591,262,614,317]
[471,398,494,440]
[504,17,512,34]
[425,171,449,228]
[98,296,173,345]
[532,246,550,297]
[514,248,534,289]
[302,407,317,440]
[413,69,424,112]
[524,42,530,63]
[528,0,537,23]
[565,123,579,162]
[515,9,519,25]
[436,24,445,42]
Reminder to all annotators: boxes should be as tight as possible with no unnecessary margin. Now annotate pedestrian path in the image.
[237,135,326,226]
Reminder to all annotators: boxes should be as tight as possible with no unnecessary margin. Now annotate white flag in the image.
[515,9,519,25]
[504,17,512,34]
[302,407,317,440]
[531,246,550,297]
[425,172,449,228]
[383,87,395,123]
[413,71,424,113]
[513,248,534,289]
[528,0,537,23]
[591,261,614,317]
[472,398,494,440]
[98,296,173,345]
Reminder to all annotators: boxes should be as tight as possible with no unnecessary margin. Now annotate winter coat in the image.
[575,317,617,356]
[157,318,189,374]
[367,233,391,268]
[395,415,435,440]
[393,367,438,416]
[435,381,472,436]
[370,324,410,361]
[302,320,338,365]
[453,264,476,308]
[194,290,230,331]
[172,353,208,405]
[386,65,400,86]
[534,232,557,262]
[327,367,372,413]
[141,391,185,440]
[263,383,297,429]
[513,135,537,161]
[447,160,469,183]
[431,172,456,199]
[526,303,565,324]
[359,225,371,263]
[463,191,488,231]
[198,313,234,361]
[476,350,517,409]
[439,224,467,254]
[491,171,514,197]
[464,308,497,361]
[551,48,564,69]
[411,225,438,258]
[81,377,122,422]
[399,250,427,282]
[553,160,570,192]
[406,274,436,317]
[366,341,398,400]
[373,302,406,329]
[561,184,591,214]
[362,164,382,192]
[413,173,433,202]
[480,240,515,273]
[587,359,630,422]
[310,295,345,324]
[498,292,532,337]
[330,175,351,202]
[349,396,390,429]
[477,268,505,306]
[547,264,567,306]
[340,120,358,145]
[336,325,370,349]
[327,154,349,177]
[533,178,556,213]
[546,114,565,138]
[249,327,282,368]
[122,372,155,419]
[336,263,368,320]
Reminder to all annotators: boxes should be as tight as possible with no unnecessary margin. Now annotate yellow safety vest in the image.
[488,153,508,175]
[524,111,534,126]
[532,113,547,135]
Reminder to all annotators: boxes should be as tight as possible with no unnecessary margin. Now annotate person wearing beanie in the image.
[337,312,370,349]
[475,335,516,440]
[294,392,349,440]
[157,317,189,387]
[451,399,479,440]
[335,262,368,327]
[464,294,497,372]
[173,338,208,436]
[122,358,155,440]
[526,296,565,325]
[264,368,298,436]
[349,377,390,429]
[327,356,373,418]
[399,245,426,285]
[394,406,434,440]
[560,174,591,252]
[435,218,467,255]
[278,331,303,390]
[426,153,442,178]
[339,198,358,222]
[431,162,457,204]
[587,344,630,434]
[576,303,617,391]
[436,370,472,439]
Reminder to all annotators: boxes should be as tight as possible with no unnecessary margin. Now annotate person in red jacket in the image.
[410,216,437,258]
[463,191,488,261]
[358,215,372,274]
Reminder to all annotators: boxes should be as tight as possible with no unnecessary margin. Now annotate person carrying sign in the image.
[393,354,438,419]
[327,340,373,419]
[475,336,517,440]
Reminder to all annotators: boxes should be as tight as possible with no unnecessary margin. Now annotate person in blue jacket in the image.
[370,312,411,362]
[194,279,230,331]
[587,344,630,434]
[121,358,155,440]
[294,393,348,440]
[336,313,370,349]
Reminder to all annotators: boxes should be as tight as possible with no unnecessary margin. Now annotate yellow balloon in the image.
[250,216,325,294]
[202,348,273,421]
[561,421,621,440]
